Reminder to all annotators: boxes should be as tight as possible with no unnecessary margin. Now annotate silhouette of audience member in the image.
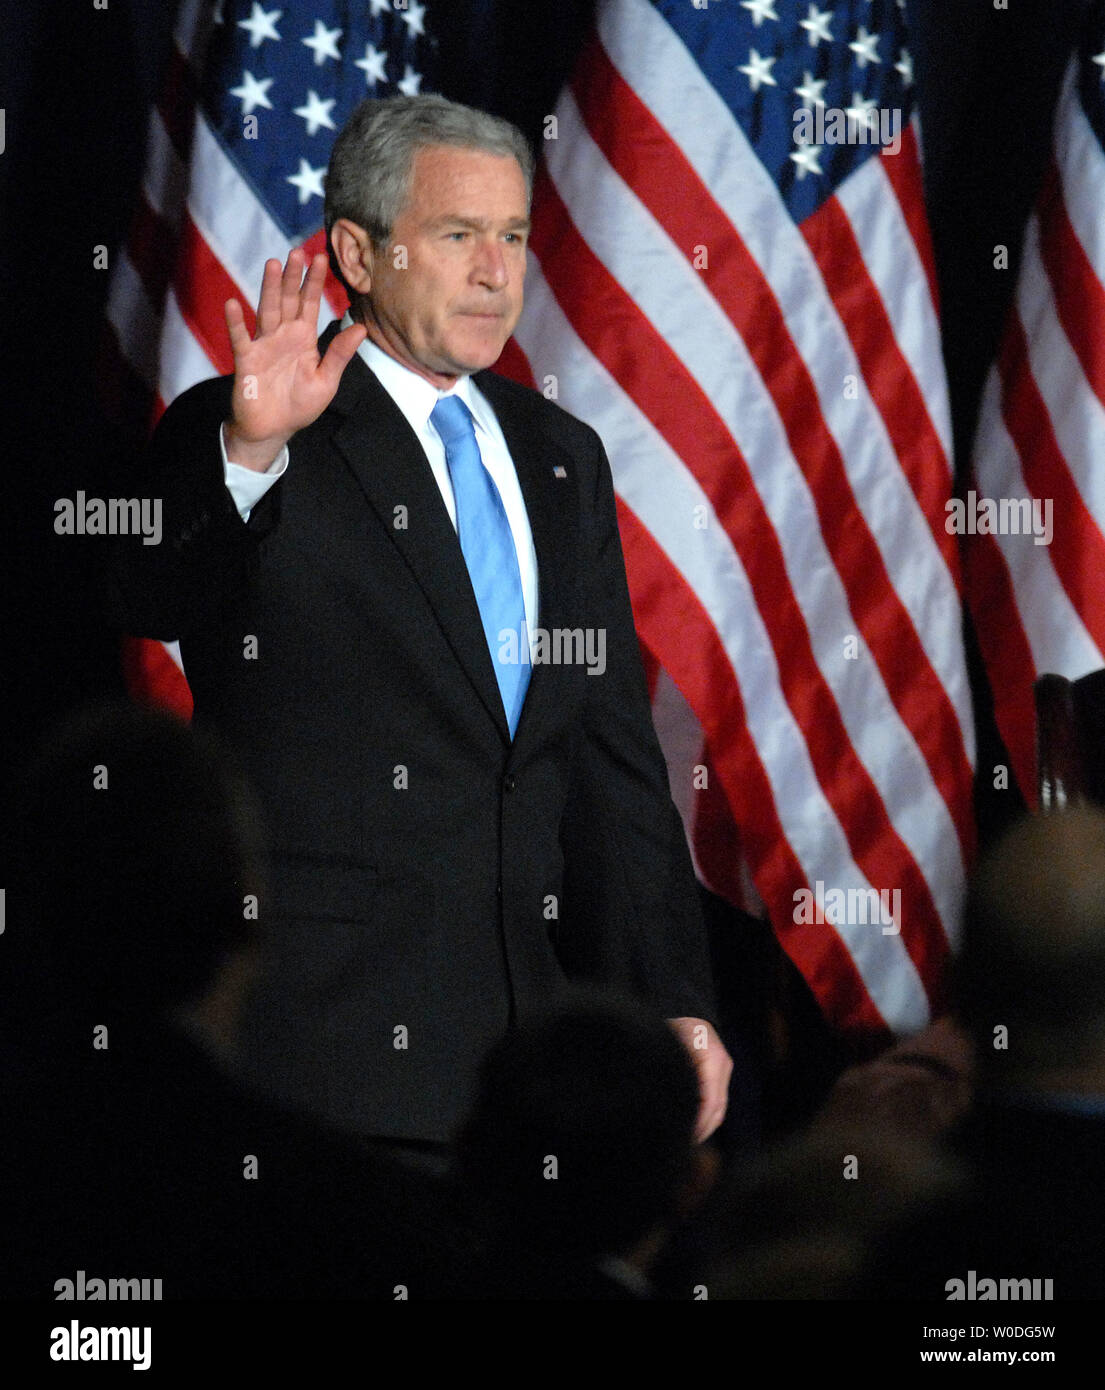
[818,1015,974,1142]
[0,702,453,1298]
[655,1122,961,1299]
[933,807,1105,1299]
[855,807,1105,1300]
[452,994,717,1298]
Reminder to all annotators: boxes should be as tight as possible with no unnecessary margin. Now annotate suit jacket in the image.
[110,328,716,1143]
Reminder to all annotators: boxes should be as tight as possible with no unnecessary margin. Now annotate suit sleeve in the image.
[106,376,281,641]
[559,427,717,1024]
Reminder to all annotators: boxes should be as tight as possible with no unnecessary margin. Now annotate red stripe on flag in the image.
[616,499,892,1041]
[963,513,1039,802]
[1037,158,1105,412]
[801,191,960,580]
[880,125,941,316]
[564,45,972,864]
[494,335,539,390]
[999,312,1105,653]
[121,636,193,721]
[127,194,179,319]
[172,212,252,375]
[157,40,200,165]
[530,178,949,1001]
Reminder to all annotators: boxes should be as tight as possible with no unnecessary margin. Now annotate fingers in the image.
[255,258,285,336]
[280,249,305,324]
[254,250,328,339]
[696,1080,729,1142]
[298,253,330,319]
[224,298,253,358]
[318,320,367,391]
[693,1042,733,1143]
[694,1068,723,1141]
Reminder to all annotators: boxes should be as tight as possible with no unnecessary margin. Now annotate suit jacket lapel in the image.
[318,326,582,749]
[325,337,511,741]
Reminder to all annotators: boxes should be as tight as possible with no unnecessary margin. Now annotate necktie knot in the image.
[430,394,475,450]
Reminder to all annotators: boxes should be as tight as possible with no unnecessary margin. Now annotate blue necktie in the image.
[431,395,530,736]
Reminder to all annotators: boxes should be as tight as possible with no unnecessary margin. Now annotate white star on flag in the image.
[398,65,423,96]
[795,70,827,109]
[369,0,392,16]
[846,91,878,133]
[849,25,881,69]
[355,43,389,86]
[401,2,428,39]
[237,3,282,49]
[293,90,337,136]
[740,0,779,26]
[789,143,823,179]
[229,70,274,115]
[287,158,325,204]
[895,48,913,86]
[302,20,341,66]
[799,5,834,48]
[739,49,777,93]
[1093,49,1105,79]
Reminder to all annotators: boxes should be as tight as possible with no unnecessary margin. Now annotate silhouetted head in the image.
[1,701,264,1029]
[455,991,704,1270]
[957,806,1105,1090]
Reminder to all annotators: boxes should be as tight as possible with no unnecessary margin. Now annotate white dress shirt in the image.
[221,322,539,645]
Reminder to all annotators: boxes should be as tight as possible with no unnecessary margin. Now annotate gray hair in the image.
[324,94,535,288]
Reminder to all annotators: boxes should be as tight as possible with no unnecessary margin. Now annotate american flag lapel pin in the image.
[553,465,567,478]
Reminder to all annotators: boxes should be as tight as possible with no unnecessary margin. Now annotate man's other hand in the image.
[668,1017,733,1143]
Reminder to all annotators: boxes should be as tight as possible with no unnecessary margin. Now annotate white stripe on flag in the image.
[517,257,933,1031]
[159,287,221,405]
[105,251,162,391]
[595,0,970,738]
[544,88,966,926]
[973,364,1103,677]
[1054,58,1105,290]
[833,149,954,466]
[189,113,334,336]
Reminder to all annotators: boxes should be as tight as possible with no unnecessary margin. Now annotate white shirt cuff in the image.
[220,424,289,522]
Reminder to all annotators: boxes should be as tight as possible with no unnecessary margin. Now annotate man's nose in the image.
[472,238,509,289]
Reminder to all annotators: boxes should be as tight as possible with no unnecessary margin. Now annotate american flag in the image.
[104,0,436,713]
[498,0,976,1042]
[967,0,1105,803]
[109,0,974,1043]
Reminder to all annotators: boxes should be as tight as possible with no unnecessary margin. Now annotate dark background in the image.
[0,0,1090,850]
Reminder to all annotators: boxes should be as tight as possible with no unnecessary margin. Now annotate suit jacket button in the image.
[503,773,516,793]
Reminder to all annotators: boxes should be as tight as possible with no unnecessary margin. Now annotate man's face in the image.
[359,144,529,387]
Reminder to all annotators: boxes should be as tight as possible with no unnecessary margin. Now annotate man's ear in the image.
[330,218,375,297]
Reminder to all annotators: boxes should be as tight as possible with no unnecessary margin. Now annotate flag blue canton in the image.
[655,0,914,223]
[201,1,438,241]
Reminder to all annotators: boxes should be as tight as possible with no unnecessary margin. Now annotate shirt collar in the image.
[340,314,495,439]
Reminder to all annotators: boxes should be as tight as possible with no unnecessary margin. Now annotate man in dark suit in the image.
[111,94,731,1156]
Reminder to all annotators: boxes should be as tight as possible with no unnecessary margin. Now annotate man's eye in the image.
[447,231,467,241]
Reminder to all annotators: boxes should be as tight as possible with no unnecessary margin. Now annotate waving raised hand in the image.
[222,249,366,471]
